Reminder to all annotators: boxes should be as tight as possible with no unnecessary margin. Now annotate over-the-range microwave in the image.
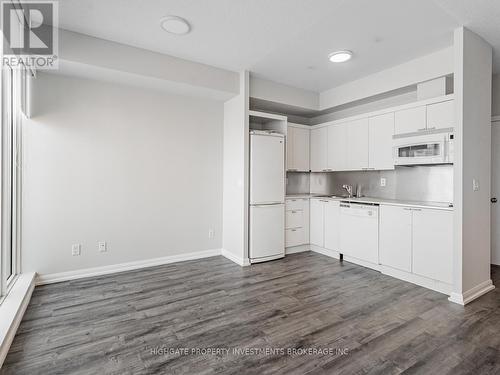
[393,130,454,166]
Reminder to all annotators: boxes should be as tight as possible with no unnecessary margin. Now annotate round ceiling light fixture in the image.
[328,50,353,63]
[160,15,191,35]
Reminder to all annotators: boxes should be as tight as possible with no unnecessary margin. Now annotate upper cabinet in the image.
[368,113,395,170]
[426,100,454,130]
[395,99,454,135]
[394,106,426,135]
[347,118,369,170]
[305,96,454,172]
[310,126,328,172]
[327,123,347,171]
[287,124,310,172]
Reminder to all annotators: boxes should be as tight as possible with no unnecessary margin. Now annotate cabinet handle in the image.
[418,128,427,132]
[412,208,422,211]
[291,229,297,232]
[292,210,297,213]
[403,208,412,211]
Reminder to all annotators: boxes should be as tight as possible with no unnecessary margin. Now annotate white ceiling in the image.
[55,0,499,92]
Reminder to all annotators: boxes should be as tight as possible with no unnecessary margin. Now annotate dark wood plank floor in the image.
[2,252,499,375]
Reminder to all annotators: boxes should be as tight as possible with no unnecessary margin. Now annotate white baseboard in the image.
[36,249,221,285]
[0,273,35,368]
[310,245,340,260]
[221,249,250,266]
[448,279,495,305]
[285,245,310,255]
[343,255,380,272]
[381,265,452,295]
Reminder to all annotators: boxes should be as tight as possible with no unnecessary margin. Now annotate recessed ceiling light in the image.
[160,15,191,35]
[329,50,353,63]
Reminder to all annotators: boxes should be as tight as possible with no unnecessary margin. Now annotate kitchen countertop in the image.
[286,194,453,211]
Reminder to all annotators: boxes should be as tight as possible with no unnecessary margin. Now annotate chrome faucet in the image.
[342,184,353,198]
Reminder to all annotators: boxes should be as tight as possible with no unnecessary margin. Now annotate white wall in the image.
[222,72,250,265]
[22,73,223,276]
[319,47,454,110]
[452,27,493,303]
[59,30,239,99]
[492,74,500,117]
[250,76,319,111]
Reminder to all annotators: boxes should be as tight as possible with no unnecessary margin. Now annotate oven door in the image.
[394,134,447,165]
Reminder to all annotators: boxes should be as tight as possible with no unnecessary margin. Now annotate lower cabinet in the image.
[285,198,310,247]
[412,209,453,284]
[324,200,340,251]
[310,198,325,247]
[379,205,453,284]
[379,206,412,272]
[309,198,340,250]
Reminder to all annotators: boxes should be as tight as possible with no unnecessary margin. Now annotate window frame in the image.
[0,63,23,301]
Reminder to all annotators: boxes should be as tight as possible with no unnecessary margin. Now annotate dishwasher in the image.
[339,202,379,266]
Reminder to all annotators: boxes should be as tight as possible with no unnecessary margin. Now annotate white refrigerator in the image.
[249,131,285,263]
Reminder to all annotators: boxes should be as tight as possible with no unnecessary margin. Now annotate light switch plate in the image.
[473,179,480,192]
[380,178,387,187]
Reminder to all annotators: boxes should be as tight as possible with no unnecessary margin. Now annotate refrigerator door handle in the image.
[251,202,284,207]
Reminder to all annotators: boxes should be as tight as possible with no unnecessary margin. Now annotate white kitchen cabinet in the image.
[310,127,328,172]
[426,100,454,130]
[309,198,325,247]
[379,206,412,272]
[287,125,310,172]
[369,113,395,170]
[347,118,369,170]
[324,200,340,251]
[286,210,303,229]
[285,228,305,248]
[412,208,453,284]
[327,123,348,171]
[285,198,309,247]
[394,106,426,135]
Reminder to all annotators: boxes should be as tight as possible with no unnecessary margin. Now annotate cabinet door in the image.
[412,209,453,284]
[327,123,348,171]
[394,106,426,135]
[310,127,328,172]
[302,198,310,244]
[293,127,310,172]
[324,200,340,251]
[369,113,395,170]
[286,228,305,248]
[285,210,303,229]
[426,100,454,130]
[347,118,369,170]
[379,205,412,272]
[286,126,295,171]
[309,199,324,247]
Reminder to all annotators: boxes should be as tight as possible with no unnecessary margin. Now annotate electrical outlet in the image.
[380,177,387,187]
[473,179,480,192]
[98,241,107,252]
[208,229,215,239]
[72,244,81,256]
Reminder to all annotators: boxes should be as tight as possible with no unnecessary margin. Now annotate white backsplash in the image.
[287,165,453,203]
